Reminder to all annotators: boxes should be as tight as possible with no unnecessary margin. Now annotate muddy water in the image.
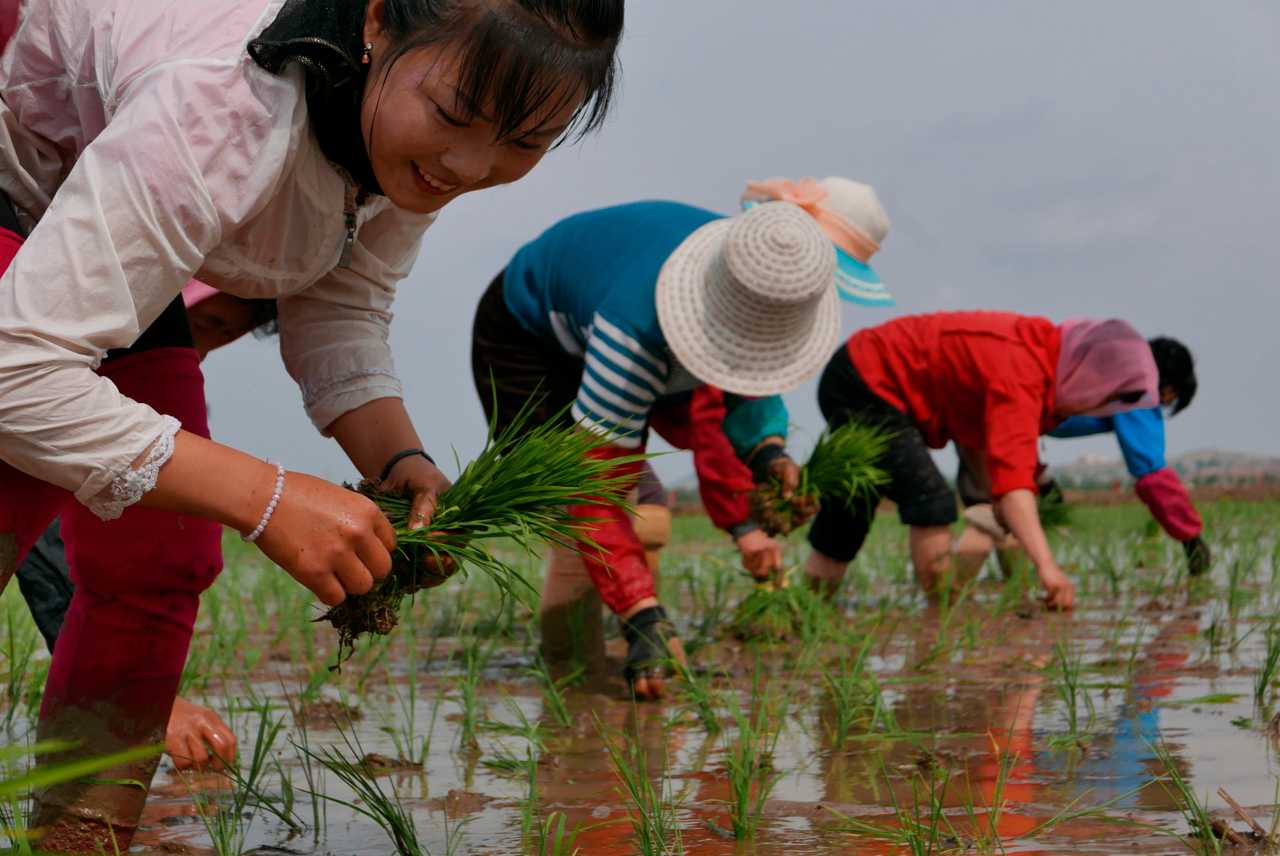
[5,503,1280,855]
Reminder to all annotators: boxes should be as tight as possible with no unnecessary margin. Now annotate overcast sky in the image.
[203,0,1280,487]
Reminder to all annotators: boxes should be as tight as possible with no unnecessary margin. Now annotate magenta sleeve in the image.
[1134,467,1203,542]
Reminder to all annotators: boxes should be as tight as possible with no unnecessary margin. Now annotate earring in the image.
[362,42,373,65]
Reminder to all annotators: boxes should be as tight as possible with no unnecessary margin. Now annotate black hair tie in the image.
[379,448,436,483]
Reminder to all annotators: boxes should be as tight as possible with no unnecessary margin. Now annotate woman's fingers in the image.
[355,530,393,584]
[332,554,375,598]
[372,508,397,553]
[408,490,439,531]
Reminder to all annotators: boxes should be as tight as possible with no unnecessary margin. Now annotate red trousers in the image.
[0,229,222,846]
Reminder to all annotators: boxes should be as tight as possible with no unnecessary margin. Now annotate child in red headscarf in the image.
[803,312,1158,609]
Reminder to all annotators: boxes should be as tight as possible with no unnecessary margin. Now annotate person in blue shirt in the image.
[471,185,893,698]
[957,337,1209,577]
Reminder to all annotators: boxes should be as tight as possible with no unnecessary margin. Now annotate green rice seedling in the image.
[1049,640,1095,749]
[190,701,301,854]
[300,726,426,856]
[1269,539,1280,589]
[1151,741,1224,856]
[728,573,831,643]
[822,635,877,749]
[457,633,496,750]
[322,397,642,660]
[535,811,582,856]
[750,420,890,536]
[682,556,735,651]
[598,714,684,856]
[826,761,960,856]
[0,739,162,853]
[289,708,326,844]
[914,579,978,671]
[724,682,786,840]
[1092,542,1122,600]
[526,655,580,730]
[1,602,39,731]
[1254,622,1280,711]
[672,660,722,735]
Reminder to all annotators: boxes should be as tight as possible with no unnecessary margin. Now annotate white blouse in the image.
[0,0,435,519]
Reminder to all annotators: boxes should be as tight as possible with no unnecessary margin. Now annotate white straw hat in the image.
[655,202,841,397]
[741,176,894,307]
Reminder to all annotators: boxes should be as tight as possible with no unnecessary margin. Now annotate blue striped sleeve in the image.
[572,314,669,448]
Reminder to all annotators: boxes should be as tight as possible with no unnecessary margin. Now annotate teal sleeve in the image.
[721,394,789,459]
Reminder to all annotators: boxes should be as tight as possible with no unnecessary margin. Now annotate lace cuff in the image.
[85,416,182,520]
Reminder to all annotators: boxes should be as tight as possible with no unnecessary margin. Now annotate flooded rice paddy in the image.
[4,499,1280,855]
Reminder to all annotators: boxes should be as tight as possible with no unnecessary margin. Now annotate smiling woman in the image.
[0,0,622,851]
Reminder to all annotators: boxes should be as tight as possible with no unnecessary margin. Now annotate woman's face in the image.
[361,6,582,214]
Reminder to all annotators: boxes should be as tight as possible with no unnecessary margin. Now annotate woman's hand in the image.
[1037,560,1076,611]
[769,454,819,524]
[381,452,453,531]
[768,453,802,499]
[166,697,237,772]
[254,471,396,606]
[735,528,784,582]
[998,488,1074,610]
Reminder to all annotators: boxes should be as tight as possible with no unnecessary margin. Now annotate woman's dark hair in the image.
[379,0,625,144]
[1149,336,1196,415]
[250,299,281,339]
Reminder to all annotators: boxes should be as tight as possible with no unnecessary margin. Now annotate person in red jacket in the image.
[803,312,1159,609]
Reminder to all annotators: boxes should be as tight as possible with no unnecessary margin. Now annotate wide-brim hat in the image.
[742,176,894,307]
[655,202,841,397]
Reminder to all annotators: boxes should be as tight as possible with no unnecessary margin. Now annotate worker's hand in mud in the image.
[735,528,784,582]
[254,471,395,606]
[381,454,453,531]
[166,697,237,772]
[1037,561,1075,611]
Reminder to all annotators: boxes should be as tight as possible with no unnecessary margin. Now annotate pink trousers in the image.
[0,229,222,849]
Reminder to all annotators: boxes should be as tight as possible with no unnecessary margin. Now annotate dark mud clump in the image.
[747,481,803,534]
[294,699,363,729]
[360,753,424,774]
[318,481,453,663]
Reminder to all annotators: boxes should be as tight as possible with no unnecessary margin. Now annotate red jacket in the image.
[649,387,754,531]
[849,312,1062,498]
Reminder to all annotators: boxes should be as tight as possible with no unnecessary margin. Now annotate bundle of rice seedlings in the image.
[750,420,890,536]
[1037,481,1073,529]
[728,573,829,642]
[321,400,640,662]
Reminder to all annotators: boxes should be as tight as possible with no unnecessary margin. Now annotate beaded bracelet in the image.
[243,462,285,543]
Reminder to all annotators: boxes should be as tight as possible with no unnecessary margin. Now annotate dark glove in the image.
[1183,536,1211,577]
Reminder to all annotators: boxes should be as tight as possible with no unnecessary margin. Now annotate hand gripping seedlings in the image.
[321,401,640,662]
[749,420,889,537]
